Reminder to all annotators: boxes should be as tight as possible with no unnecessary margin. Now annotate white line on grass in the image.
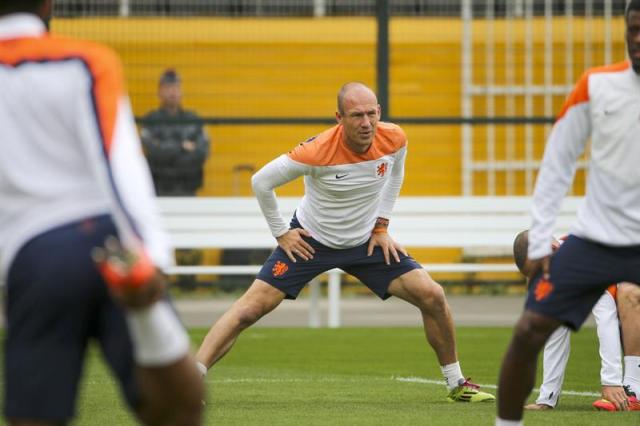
[182,375,600,398]
[393,376,600,397]
[210,377,386,384]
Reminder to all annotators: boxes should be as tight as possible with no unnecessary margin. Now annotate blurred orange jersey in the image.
[0,14,171,282]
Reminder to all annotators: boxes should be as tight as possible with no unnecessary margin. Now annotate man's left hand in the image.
[523,255,550,280]
[367,233,407,265]
[601,385,630,411]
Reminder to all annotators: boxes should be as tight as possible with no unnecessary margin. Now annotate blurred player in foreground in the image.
[194,82,494,403]
[513,231,639,412]
[496,2,640,424]
[0,0,203,424]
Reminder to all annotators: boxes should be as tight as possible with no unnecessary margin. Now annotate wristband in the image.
[374,217,390,228]
[373,217,389,234]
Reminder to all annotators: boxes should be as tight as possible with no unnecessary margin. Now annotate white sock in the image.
[126,301,190,367]
[196,361,208,377]
[623,355,640,396]
[441,361,464,391]
[495,418,523,426]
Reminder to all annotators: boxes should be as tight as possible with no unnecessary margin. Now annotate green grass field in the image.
[4,327,637,425]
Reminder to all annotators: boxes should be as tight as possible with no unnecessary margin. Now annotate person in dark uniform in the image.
[140,68,210,197]
[141,69,209,289]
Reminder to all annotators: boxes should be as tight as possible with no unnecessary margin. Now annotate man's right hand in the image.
[276,229,315,263]
[523,255,550,280]
[92,236,166,309]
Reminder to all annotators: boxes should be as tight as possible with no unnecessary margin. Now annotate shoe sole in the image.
[446,397,495,403]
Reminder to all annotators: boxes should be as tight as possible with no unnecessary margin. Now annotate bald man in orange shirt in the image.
[195,82,495,404]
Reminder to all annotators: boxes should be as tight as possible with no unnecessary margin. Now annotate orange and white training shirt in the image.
[251,122,407,249]
[0,14,172,282]
[529,61,640,260]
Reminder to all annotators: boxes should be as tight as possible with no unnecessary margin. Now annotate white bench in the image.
[157,196,581,327]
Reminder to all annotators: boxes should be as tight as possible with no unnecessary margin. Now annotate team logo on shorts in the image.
[272,260,289,277]
[376,162,388,178]
[534,278,554,302]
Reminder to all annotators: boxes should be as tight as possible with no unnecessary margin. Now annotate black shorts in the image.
[4,215,139,422]
[525,234,640,330]
[256,216,422,300]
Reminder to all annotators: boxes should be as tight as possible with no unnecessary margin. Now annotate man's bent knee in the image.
[411,272,446,307]
[390,270,448,312]
[233,301,268,329]
[618,283,640,310]
[418,281,447,313]
[232,280,285,329]
[512,310,560,351]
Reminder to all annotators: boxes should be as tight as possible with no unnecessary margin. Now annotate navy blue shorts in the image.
[4,215,139,422]
[256,216,422,300]
[526,234,640,330]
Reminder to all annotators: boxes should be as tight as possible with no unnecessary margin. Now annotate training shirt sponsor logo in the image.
[272,260,289,277]
[534,278,554,302]
[376,162,388,178]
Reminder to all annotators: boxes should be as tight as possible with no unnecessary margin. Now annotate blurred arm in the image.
[376,144,406,220]
[76,50,172,270]
[529,72,591,260]
[592,290,623,386]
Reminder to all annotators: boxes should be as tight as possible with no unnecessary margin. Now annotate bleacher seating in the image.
[158,196,580,273]
[157,195,580,327]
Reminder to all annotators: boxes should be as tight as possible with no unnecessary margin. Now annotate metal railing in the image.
[53,1,632,17]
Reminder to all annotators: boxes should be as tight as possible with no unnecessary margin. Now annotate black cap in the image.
[159,68,180,84]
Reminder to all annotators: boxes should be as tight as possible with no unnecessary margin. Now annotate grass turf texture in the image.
[3,327,637,425]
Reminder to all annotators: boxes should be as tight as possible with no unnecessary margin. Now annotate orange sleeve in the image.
[82,44,124,155]
[0,36,123,155]
[556,61,630,121]
[287,126,341,166]
[375,122,407,151]
[288,138,321,165]
[556,72,590,121]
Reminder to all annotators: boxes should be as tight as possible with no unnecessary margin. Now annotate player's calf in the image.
[137,356,205,426]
